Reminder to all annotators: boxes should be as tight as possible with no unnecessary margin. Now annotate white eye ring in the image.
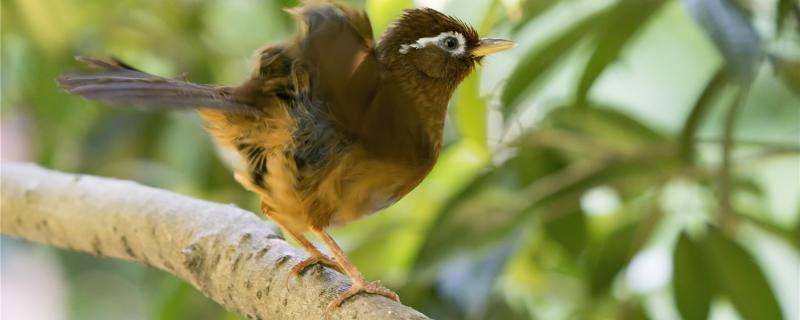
[399,31,467,56]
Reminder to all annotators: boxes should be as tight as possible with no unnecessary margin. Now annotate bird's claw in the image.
[326,280,400,311]
[291,254,344,275]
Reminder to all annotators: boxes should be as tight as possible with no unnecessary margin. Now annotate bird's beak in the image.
[472,38,516,57]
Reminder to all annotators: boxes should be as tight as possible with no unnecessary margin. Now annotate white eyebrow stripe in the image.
[399,31,467,56]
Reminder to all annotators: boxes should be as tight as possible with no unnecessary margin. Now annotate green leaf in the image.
[410,105,674,274]
[414,133,673,273]
[514,108,675,198]
[775,0,794,34]
[412,148,565,272]
[703,228,784,320]
[769,55,800,96]
[673,232,713,320]
[501,10,605,116]
[542,198,587,258]
[678,67,730,163]
[511,0,559,34]
[366,0,411,36]
[576,0,667,103]
[540,106,667,152]
[587,221,645,295]
[683,0,762,83]
[454,73,488,153]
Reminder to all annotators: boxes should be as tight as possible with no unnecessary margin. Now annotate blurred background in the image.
[1,0,798,319]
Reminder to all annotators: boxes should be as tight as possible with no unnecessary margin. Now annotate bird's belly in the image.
[317,150,434,227]
[205,111,433,230]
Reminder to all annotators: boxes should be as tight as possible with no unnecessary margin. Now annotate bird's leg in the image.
[283,227,345,275]
[263,209,344,275]
[310,227,400,309]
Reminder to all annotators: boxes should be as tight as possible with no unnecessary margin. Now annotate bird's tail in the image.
[57,57,255,114]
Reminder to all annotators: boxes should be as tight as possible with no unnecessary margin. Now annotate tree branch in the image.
[0,162,429,320]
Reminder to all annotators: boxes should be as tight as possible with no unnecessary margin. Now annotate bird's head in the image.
[377,8,514,86]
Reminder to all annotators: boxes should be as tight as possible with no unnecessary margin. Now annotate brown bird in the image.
[58,0,514,310]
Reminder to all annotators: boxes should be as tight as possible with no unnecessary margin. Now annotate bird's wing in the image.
[58,57,257,115]
[291,2,382,133]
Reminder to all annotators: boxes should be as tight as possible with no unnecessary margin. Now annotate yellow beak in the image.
[472,38,516,57]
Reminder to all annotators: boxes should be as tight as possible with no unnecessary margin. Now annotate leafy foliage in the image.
[673,232,712,320]
[2,0,798,319]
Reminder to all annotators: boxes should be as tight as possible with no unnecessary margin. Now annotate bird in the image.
[58,0,514,311]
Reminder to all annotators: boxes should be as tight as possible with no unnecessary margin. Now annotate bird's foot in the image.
[291,253,344,275]
[326,279,400,311]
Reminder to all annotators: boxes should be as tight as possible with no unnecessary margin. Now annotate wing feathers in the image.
[290,2,381,133]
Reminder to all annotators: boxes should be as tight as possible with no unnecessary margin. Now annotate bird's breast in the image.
[319,145,436,226]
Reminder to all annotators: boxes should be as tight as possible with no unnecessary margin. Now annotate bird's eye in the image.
[441,36,459,51]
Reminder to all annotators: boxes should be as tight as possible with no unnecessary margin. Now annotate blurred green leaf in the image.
[155,114,214,191]
[511,0,559,33]
[678,68,730,162]
[416,106,673,272]
[703,228,784,320]
[538,106,668,153]
[366,0,411,36]
[482,296,531,320]
[415,128,672,274]
[735,211,800,251]
[587,219,650,295]
[454,73,488,153]
[620,302,652,320]
[673,232,713,320]
[501,10,605,115]
[154,277,193,320]
[542,198,587,258]
[683,0,762,83]
[413,147,565,272]
[769,55,800,96]
[775,0,794,34]
[576,0,667,103]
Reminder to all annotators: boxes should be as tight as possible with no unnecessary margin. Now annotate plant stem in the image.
[679,68,729,164]
[719,85,750,220]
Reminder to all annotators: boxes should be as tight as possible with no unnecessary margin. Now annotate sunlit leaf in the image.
[13,0,82,52]
[673,232,713,320]
[682,0,762,83]
[366,0,411,36]
[703,228,784,320]
[501,10,605,116]
[575,0,667,103]
[454,73,488,153]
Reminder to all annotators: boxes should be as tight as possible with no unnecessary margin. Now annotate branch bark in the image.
[0,162,429,320]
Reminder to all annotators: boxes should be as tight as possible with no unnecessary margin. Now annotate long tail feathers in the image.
[58,57,257,115]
